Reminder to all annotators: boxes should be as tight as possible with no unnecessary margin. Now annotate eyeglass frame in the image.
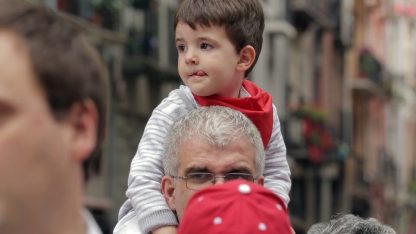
[171,172,259,191]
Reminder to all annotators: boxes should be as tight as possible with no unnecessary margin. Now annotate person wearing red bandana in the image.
[115,0,291,234]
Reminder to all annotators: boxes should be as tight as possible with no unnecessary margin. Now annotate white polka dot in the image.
[238,184,251,194]
[258,222,267,231]
[276,204,283,211]
[213,217,222,225]
[197,196,204,202]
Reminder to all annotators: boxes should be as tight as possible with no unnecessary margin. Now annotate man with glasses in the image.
[161,106,265,221]
[114,106,265,233]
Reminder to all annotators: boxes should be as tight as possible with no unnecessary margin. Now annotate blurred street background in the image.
[27,0,416,233]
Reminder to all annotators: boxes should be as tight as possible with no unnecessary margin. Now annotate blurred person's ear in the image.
[67,99,98,162]
[161,176,176,211]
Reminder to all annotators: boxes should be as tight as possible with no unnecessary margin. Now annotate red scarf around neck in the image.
[193,80,273,148]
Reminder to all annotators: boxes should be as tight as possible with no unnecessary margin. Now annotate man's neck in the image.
[0,211,85,234]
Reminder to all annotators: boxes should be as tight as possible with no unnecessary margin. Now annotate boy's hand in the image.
[151,226,177,234]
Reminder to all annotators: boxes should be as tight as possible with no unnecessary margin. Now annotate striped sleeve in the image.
[120,87,196,234]
[263,104,292,206]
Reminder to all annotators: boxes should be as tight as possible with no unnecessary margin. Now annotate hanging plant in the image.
[294,107,333,164]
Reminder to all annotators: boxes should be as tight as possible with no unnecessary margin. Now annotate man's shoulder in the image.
[82,209,103,234]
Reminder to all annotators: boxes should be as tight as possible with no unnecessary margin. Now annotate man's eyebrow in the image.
[175,37,184,43]
[184,166,210,175]
[226,166,253,174]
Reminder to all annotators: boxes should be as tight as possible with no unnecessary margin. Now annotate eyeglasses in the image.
[172,172,257,190]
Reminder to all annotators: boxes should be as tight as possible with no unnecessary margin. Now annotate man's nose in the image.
[212,177,226,185]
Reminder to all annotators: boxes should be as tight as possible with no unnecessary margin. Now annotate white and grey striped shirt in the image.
[117,85,291,234]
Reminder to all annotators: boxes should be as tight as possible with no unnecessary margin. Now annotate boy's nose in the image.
[185,50,199,65]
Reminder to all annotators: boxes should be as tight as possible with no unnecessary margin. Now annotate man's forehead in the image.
[0,31,31,73]
[178,137,257,174]
[0,31,42,101]
[0,30,27,51]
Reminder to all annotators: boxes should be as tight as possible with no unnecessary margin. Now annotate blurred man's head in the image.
[162,106,265,220]
[307,214,396,234]
[0,0,109,177]
[0,0,109,233]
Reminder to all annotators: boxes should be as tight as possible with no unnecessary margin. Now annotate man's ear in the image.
[236,45,256,73]
[66,99,98,162]
[161,176,176,211]
[257,176,265,186]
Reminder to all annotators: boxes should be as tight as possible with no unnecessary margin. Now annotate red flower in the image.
[308,145,324,163]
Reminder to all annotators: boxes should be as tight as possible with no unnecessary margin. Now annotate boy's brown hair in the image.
[174,0,264,76]
[0,0,110,179]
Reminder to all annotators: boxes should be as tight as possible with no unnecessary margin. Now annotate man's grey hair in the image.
[163,106,265,177]
[307,214,396,234]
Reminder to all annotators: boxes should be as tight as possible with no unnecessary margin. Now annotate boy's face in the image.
[175,21,245,98]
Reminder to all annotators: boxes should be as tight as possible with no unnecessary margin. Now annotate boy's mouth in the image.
[190,70,207,77]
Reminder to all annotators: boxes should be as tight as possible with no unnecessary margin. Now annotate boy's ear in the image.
[236,45,256,73]
[161,176,176,211]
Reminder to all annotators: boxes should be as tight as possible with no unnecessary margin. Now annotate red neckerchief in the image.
[193,80,273,148]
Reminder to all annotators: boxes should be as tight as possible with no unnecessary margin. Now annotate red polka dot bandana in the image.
[178,180,293,234]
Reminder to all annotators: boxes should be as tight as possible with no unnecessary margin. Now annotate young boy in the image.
[117,0,291,233]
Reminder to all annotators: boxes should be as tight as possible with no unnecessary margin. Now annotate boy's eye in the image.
[176,44,186,52]
[200,42,212,50]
